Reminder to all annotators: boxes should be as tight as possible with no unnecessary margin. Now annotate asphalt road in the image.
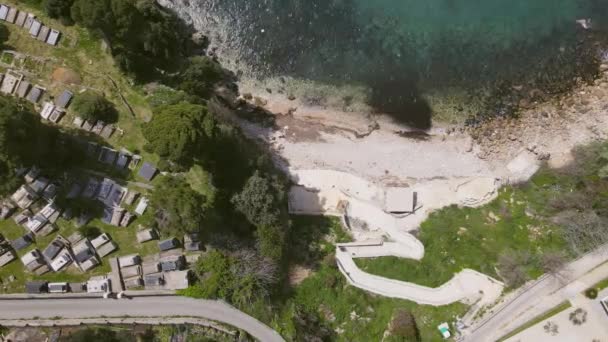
[0,296,284,342]
[464,244,608,341]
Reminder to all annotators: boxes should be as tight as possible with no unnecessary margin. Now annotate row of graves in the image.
[0,168,118,275]
[116,250,189,290]
[67,176,149,229]
[0,4,61,45]
[0,69,45,104]
[25,276,110,294]
[23,233,197,293]
[73,115,116,140]
[40,89,73,124]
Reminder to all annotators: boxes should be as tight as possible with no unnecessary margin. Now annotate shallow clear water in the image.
[180,0,608,125]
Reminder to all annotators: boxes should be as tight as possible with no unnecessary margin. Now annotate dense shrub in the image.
[584,288,598,299]
[70,0,187,80]
[72,92,118,123]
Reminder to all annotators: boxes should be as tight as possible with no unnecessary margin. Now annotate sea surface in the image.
[164,0,608,126]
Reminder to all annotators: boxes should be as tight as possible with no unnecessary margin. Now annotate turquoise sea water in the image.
[194,0,608,126]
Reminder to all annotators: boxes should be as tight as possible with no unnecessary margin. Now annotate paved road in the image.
[464,244,608,341]
[0,296,284,342]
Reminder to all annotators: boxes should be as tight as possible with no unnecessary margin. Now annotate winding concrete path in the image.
[289,169,504,306]
[0,296,284,342]
[336,244,504,306]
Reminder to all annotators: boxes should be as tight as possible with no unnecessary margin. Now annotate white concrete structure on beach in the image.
[288,169,504,306]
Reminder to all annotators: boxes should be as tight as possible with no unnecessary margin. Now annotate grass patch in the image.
[593,277,608,291]
[356,185,567,287]
[496,301,572,341]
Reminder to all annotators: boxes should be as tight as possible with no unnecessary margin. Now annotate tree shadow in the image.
[367,76,432,130]
[78,225,102,239]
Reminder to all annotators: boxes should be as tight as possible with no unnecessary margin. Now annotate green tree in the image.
[149,176,207,235]
[71,0,186,80]
[231,171,284,227]
[177,56,226,98]
[0,96,80,196]
[143,103,216,166]
[0,23,8,48]
[71,92,118,123]
[256,225,285,262]
[44,0,75,25]
[192,249,278,306]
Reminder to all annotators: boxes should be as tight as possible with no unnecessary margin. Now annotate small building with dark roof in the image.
[16,80,30,98]
[74,248,95,264]
[26,85,43,104]
[11,234,33,251]
[100,147,117,165]
[184,233,202,252]
[160,255,185,272]
[26,281,48,294]
[30,177,50,194]
[144,273,164,287]
[42,240,64,261]
[138,162,157,181]
[116,152,130,169]
[158,238,179,252]
[55,90,73,109]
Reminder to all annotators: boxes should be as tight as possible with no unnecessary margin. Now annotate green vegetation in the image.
[186,249,278,307]
[496,301,572,342]
[181,216,466,342]
[357,142,608,288]
[232,171,285,228]
[44,0,75,25]
[54,324,235,342]
[356,186,567,288]
[0,210,158,293]
[176,56,230,99]
[62,326,134,342]
[0,23,8,48]
[590,277,608,291]
[143,103,216,168]
[148,176,208,236]
[0,96,83,196]
[584,287,598,299]
[71,92,118,123]
[69,0,188,80]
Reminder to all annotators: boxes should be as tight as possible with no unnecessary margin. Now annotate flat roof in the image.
[138,162,157,181]
[56,90,73,108]
[385,187,417,213]
[46,29,60,46]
